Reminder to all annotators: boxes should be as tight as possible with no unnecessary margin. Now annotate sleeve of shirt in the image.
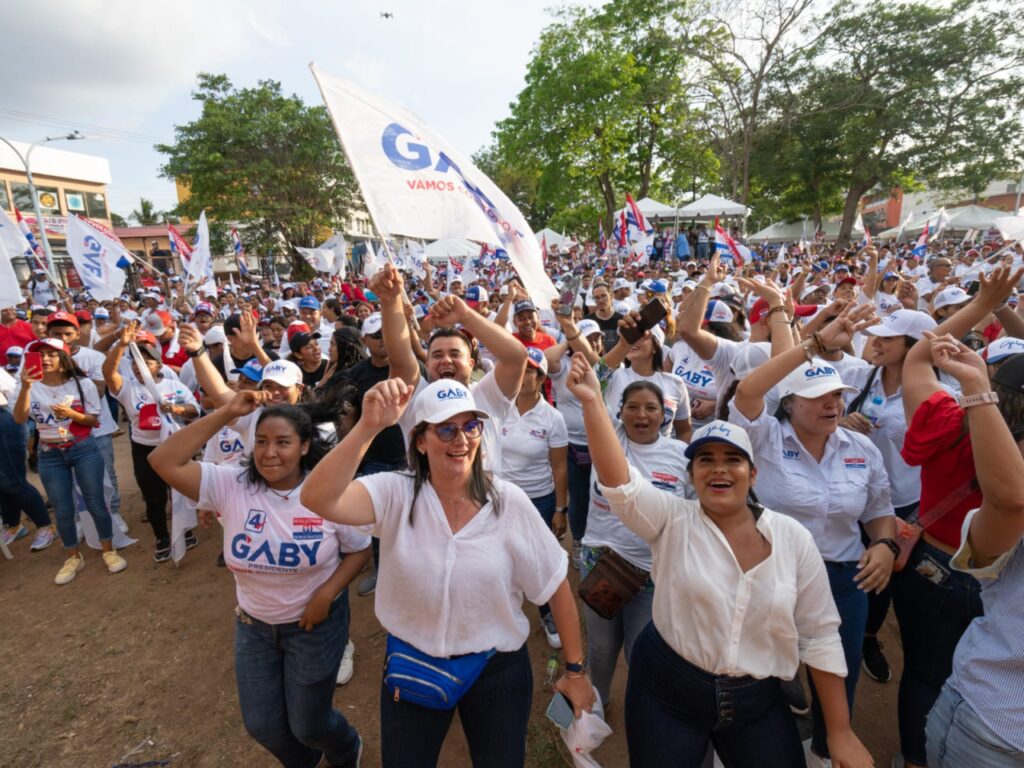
[80,378,101,416]
[198,463,233,512]
[332,523,372,555]
[0,369,17,402]
[791,522,848,676]
[548,408,569,448]
[353,471,406,536]
[669,375,691,421]
[708,336,740,367]
[597,464,676,543]
[901,390,965,467]
[950,508,1017,579]
[473,370,515,420]
[729,405,783,467]
[506,484,568,605]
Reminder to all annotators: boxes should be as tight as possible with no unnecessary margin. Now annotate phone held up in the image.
[619,298,667,345]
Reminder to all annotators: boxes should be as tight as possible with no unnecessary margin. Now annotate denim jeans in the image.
[580,545,654,706]
[38,436,111,548]
[808,561,868,758]
[531,492,557,620]
[0,409,49,529]
[566,443,591,541]
[926,682,1023,767]
[625,622,804,768]
[380,643,532,768]
[235,592,361,768]
[892,538,983,766]
[864,502,917,636]
[93,433,121,517]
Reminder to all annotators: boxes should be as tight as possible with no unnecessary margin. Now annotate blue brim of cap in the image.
[683,436,751,461]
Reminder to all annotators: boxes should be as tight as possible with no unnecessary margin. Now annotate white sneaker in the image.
[336,639,355,686]
[111,513,129,535]
[30,526,56,551]
[102,550,128,574]
[55,553,85,585]
[541,613,562,650]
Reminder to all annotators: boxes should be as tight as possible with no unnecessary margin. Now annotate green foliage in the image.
[157,73,356,265]
[109,212,128,228]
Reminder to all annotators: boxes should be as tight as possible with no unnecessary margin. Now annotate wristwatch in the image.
[187,343,207,359]
[556,506,569,516]
[958,391,998,409]
[565,659,586,674]
[870,538,900,558]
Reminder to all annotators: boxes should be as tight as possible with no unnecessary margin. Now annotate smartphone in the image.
[24,351,43,378]
[558,275,581,316]
[619,298,668,344]
[546,692,575,730]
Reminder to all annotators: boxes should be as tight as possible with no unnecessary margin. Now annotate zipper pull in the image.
[394,687,400,703]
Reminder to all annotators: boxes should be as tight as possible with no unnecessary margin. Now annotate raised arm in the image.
[177,324,234,409]
[102,321,140,396]
[677,254,722,361]
[860,247,880,299]
[566,353,629,488]
[371,264,419,388]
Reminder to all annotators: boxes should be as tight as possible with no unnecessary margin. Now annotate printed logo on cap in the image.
[804,365,838,379]
[437,385,469,401]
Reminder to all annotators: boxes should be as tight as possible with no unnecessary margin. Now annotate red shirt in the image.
[514,331,557,401]
[161,341,190,370]
[0,320,37,357]
[901,390,981,548]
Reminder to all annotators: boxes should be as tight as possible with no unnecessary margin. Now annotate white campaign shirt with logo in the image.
[19,377,101,441]
[202,425,247,466]
[550,358,587,444]
[668,341,717,402]
[583,422,690,571]
[113,375,199,447]
[356,471,567,657]
[199,463,370,624]
[72,346,116,438]
[603,367,690,436]
[499,399,568,498]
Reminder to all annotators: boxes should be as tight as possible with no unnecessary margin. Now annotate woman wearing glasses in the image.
[302,377,594,768]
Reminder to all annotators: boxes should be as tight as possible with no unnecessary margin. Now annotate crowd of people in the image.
[3,229,1024,768]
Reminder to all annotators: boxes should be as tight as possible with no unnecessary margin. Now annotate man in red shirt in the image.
[143,310,189,372]
[0,306,36,356]
[512,300,556,401]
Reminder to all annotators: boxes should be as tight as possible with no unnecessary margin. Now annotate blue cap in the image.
[230,358,264,383]
[298,296,320,310]
[834,264,850,272]
[883,271,899,280]
[648,279,668,293]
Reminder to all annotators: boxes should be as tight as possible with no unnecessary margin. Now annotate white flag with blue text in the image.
[65,215,128,301]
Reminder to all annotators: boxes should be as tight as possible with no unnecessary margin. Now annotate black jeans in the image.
[130,441,170,542]
[864,502,918,636]
[380,643,532,768]
[891,537,983,766]
[0,409,49,530]
[625,622,804,768]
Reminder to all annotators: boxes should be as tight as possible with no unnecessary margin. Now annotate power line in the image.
[0,107,172,145]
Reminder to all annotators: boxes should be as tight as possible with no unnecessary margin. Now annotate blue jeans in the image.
[926,682,1023,767]
[380,643,532,768]
[808,561,868,758]
[235,593,361,768]
[566,443,591,541]
[580,545,654,706]
[625,622,804,768]
[0,409,49,529]
[892,538,983,765]
[530,492,557,620]
[38,436,111,548]
[93,433,121,517]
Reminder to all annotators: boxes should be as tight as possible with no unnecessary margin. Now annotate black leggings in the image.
[130,441,170,542]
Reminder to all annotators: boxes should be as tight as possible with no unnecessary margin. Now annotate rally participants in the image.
[301,378,594,767]
[581,377,689,709]
[143,310,189,373]
[666,336,717,427]
[14,338,127,583]
[297,296,335,357]
[733,301,895,766]
[919,334,1024,767]
[583,281,622,352]
[499,347,569,648]
[567,352,872,768]
[286,323,328,388]
[150,391,369,768]
[0,306,37,357]
[103,322,199,562]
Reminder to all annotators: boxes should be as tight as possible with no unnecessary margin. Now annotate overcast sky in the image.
[2,0,587,219]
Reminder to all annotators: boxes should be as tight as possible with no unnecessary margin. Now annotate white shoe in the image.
[336,639,355,685]
[102,550,128,574]
[541,613,562,650]
[55,553,85,585]
[30,526,56,551]
[111,513,129,535]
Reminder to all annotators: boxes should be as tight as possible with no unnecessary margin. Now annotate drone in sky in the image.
[380,12,393,19]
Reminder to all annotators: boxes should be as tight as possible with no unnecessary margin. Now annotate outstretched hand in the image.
[818,302,877,350]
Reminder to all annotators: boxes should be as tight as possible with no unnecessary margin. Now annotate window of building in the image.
[11,183,61,215]
[0,181,9,211]
[65,190,87,213]
[84,192,108,219]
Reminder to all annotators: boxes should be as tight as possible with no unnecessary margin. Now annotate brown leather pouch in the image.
[578,548,649,620]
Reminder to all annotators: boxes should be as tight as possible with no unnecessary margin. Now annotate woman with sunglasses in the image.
[565,353,872,768]
[302,377,594,768]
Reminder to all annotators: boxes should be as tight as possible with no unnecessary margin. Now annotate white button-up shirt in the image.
[731,408,894,561]
[599,466,846,680]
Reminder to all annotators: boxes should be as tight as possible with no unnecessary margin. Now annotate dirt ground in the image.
[1,434,904,767]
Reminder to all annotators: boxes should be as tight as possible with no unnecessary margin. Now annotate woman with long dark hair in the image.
[14,337,127,584]
[149,392,370,768]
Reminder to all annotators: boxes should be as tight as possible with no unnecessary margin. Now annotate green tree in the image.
[130,198,164,225]
[157,73,356,269]
[110,212,128,228]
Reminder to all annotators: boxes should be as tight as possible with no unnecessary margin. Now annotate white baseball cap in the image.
[704,300,734,324]
[525,346,548,375]
[683,420,754,462]
[577,319,601,338]
[362,312,383,336]
[729,342,771,380]
[863,309,936,340]
[204,326,227,345]
[778,359,858,400]
[259,359,302,389]
[983,337,1024,363]
[412,379,491,425]
[933,286,971,310]
[613,278,631,292]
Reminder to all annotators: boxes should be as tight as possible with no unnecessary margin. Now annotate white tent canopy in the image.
[677,194,750,219]
[423,238,494,261]
[535,227,571,250]
[875,205,1013,239]
[748,217,862,244]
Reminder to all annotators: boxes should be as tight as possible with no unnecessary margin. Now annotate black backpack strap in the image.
[845,365,880,416]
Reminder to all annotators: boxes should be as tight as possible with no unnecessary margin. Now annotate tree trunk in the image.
[599,173,617,233]
[837,178,876,245]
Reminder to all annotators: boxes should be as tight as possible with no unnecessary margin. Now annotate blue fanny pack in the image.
[384,634,496,710]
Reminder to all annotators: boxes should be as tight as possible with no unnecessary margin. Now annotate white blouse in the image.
[598,465,847,680]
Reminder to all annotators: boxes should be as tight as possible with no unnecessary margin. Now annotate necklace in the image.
[266,481,302,501]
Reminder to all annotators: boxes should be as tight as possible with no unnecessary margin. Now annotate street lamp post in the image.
[0,130,89,287]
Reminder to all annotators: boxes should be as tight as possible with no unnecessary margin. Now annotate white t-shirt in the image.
[356,472,567,657]
[201,425,246,466]
[499,399,568,499]
[874,291,902,317]
[113,375,199,447]
[550,357,586,444]
[668,341,717,402]
[603,367,690,436]
[20,377,101,441]
[199,464,370,624]
[72,346,116,438]
[583,423,689,571]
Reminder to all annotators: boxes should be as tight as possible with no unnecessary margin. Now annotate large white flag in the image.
[65,215,128,301]
[186,210,216,294]
[310,64,556,306]
[295,246,337,273]
[0,209,31,308]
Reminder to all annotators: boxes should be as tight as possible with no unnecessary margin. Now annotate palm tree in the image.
[131,198,163,225]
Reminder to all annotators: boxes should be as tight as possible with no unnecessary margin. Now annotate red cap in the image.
[75,310,93,323]
[135,330,158,346]
[749,298,818,326]
[46,310,79,328]
[27,338,68,354]
[836,276,859,288]
[286,321,312,341]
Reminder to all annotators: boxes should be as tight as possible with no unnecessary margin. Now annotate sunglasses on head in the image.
[430,419,484,442]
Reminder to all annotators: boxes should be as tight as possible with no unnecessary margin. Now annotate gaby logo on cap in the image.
[437,386,468,401]
[804,366,837,379]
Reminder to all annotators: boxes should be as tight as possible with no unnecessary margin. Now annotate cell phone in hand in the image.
[619,298,667,344]
[558,276,581,316]
[546,692,575,729]
[23,351,43,378]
